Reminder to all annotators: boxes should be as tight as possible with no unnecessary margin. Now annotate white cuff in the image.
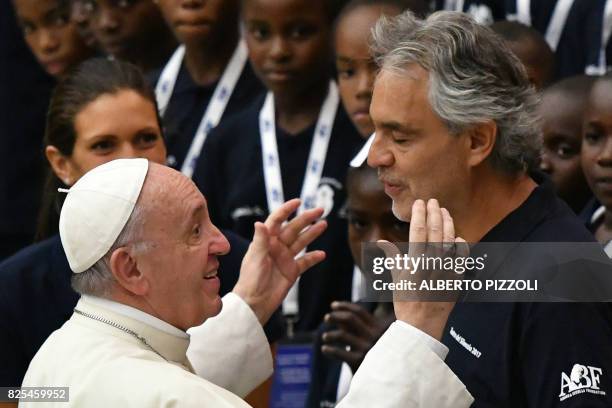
[186,293,273,397]
[394,320,449,360]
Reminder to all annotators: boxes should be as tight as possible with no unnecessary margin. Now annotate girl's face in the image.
[47,89,167,185]
[335,4,402,138]
[581,80,612,209]
[14,0,93,77]
[242,0,332,96]
[157,0,238,46]
[347,169,410,269]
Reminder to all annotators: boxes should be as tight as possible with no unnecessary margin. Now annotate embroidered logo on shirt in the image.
[559,364,606,401]
[449,327,482,358]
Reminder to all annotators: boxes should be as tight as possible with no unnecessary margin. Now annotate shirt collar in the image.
[82,295,188,339]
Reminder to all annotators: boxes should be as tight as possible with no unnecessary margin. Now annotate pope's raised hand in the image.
[233,199,327,324]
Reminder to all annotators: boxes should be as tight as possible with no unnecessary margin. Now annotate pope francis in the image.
[20,158,473,407]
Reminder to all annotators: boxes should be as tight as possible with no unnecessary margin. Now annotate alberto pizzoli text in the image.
[372,279,538,291]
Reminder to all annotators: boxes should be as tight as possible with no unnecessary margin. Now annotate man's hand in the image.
[233,199,327,324]
[378,199,468,341]
[321,302,394,373]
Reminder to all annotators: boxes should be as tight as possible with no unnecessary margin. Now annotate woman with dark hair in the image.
[0,58,257,389]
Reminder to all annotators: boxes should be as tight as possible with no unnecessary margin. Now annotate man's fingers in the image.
[264,198,301,235]
[441,207,455,248]
[295,250,326,274]
[249,222,270,256]
[279,207,324,244]
[427,199,443,244]
[409,199,426,258]
[289,220,327,255]
[454,237,470,262]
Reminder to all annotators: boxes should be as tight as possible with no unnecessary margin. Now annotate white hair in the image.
[371,10,542,174]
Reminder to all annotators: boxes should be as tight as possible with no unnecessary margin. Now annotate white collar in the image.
[82,295,188,339]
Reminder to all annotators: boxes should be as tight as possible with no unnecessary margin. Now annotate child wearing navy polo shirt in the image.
[193,0,363,332]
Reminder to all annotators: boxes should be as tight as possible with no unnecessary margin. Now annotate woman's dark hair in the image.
[35,57,162,241]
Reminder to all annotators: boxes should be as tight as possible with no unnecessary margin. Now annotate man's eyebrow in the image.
[377,120,421,134]
[187,202,206,223]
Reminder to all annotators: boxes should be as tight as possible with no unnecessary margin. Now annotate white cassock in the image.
[21,293,473,407]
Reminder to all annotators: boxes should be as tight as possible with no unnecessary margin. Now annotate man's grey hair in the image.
[371,10,541,174]
[71,202,146,297]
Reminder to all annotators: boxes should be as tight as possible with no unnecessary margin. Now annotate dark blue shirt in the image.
[149,60,264,170]
[442,174,612,407]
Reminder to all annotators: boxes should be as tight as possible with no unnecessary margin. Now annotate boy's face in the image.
[582,81,612,209]
[508,39,550,90]
[540,90,590,209]
[335,5,401,138]
[85,0,167,62]
[347,169,410,269]
[156,0,238,46]
[242,0,332,95]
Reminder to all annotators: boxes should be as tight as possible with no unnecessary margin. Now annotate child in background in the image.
[13,0,96,77]
[70,0,97,48]
[306,164,409,407]
[540,75,595,213]
[335,0,411,138]
[491,20,555,90]
[153,0,264,172]
[85,0,177,73]
[194,0,363,332]
[581,74,612,254]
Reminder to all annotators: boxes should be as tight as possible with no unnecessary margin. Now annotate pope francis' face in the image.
[135,164,230,330]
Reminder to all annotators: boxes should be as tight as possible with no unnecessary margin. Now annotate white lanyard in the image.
[515,0,574,51]
[586,0,612,75]
[444,0,465,12]
[259,80,339,316]
[154,41,249,178]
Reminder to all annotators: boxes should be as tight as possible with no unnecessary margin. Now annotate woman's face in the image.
[14,0,93,77]
[48,89,167,184]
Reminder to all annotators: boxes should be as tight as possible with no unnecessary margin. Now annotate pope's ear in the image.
[466,120,497,168]
[109,247,148,296]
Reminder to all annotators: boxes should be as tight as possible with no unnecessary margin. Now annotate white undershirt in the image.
[82,295,188,339]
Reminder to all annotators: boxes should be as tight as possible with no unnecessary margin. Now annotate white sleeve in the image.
[337,321,474,408]
[186,292,273,397]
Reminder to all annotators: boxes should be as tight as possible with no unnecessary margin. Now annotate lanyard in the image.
[515,0,575,51]
[444,0,465,12]
[259,80,340,316]
[154,41,249,178]
[585,0,612,75]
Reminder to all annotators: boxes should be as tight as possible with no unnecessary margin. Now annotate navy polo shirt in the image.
[442,174,612,407]
[503,0,603,79]
[148,60,264,170]
[0,230,283,387]
[434,0,506,24]
[193,94,364,332]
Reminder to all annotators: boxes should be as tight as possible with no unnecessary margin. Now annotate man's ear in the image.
[109,248,149,296]
[466,120,497,168]
[45,145,76,186]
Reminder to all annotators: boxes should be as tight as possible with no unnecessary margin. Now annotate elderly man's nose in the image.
[367,134,392,167]
[211,227,231,256]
